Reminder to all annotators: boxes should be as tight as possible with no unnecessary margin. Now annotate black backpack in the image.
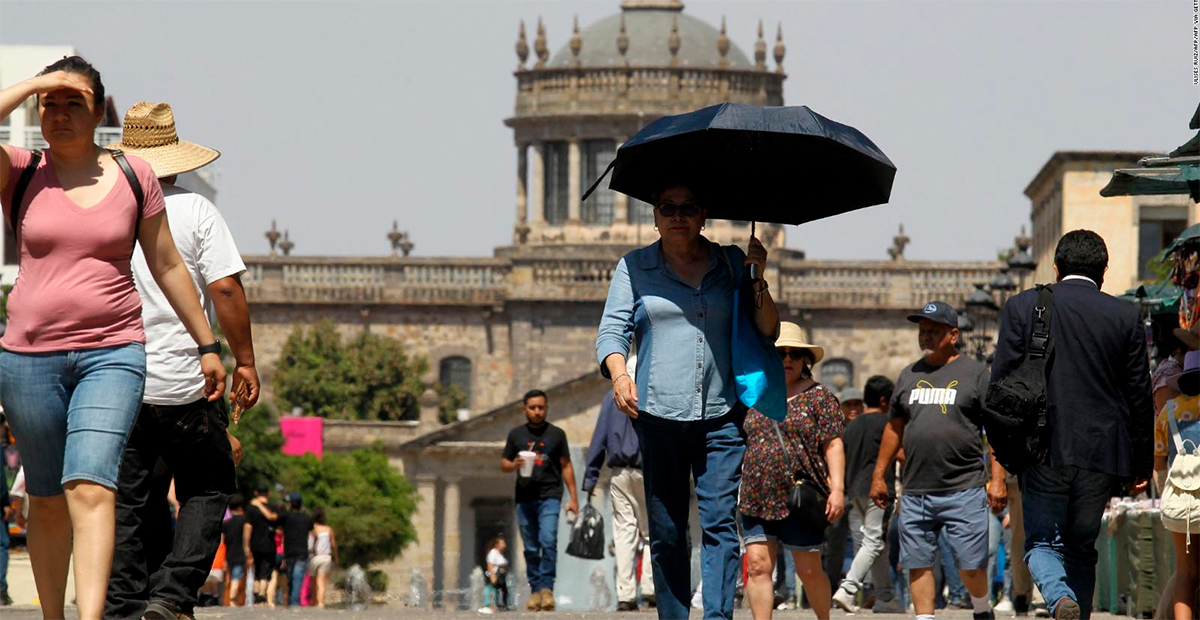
[983,284,1053,474]
[7,148,145,260]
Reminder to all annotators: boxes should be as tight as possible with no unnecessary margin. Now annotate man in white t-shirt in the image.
[102,102,260,620]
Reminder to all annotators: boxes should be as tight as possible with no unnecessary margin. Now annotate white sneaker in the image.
[832,587,860,613]
[995,597,1015,614]
[872,597,906,614]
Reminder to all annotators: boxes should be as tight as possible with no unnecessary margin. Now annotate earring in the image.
[654,226,659,232]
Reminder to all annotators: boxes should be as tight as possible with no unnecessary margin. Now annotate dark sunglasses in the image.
[778,349,810,361]
[655,202,701,218]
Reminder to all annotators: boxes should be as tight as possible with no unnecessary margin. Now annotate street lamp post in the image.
[1007,227,1038,291]
[965,283,1000,362]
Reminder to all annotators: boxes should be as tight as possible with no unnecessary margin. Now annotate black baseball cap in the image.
[907,301,958,328]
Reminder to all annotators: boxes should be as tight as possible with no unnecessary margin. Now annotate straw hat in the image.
[106,101,219,178]
[775,321,824,364]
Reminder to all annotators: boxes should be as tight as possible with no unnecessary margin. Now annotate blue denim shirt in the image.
[596,239,743,421]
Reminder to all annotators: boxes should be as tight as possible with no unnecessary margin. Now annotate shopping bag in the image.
[565,504,605,560]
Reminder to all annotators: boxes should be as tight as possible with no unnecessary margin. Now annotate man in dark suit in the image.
[991,230,1153,620]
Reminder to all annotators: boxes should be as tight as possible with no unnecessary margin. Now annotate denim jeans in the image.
[634,408,745,620]
[104,398,235,619]
[288,556,308,605]
[1020,464,1115,618]
[0,464,8,594]
[0,343,146,495]
[515,497,560,592]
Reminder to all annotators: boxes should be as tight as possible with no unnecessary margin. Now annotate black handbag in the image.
[772,421,829,531]
[983,284,1054,474]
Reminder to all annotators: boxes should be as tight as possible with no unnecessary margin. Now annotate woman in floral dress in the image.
[740,321,846,620]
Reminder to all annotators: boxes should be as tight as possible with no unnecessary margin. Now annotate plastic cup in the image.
[518,450,537,477]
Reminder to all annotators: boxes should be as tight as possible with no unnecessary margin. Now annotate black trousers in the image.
[104,398,235,619]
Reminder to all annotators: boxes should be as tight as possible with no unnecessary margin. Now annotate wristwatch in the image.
[197,340,222,356]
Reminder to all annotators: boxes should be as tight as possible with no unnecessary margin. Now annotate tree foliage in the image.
[273,319,426,421]
[279,445,418,567]
[228,402,288,497]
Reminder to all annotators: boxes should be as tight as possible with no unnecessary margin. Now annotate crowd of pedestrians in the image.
[0,53,1172,620]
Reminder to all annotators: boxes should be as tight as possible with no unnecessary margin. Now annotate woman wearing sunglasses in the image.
[739,322,845,619]
[596,183,779,620]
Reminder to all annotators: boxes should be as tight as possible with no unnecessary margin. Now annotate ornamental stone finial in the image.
[888,223,910,261]
[668,15,681,66]
[774,23,786,73]
[570,15,582,67]
[279,230,294,257]
[516,20,529,69]
[717,16,730,69]
[754,20,767,71]
[534,18,549,68]
[265,219,281,258]
[616,14,630,65]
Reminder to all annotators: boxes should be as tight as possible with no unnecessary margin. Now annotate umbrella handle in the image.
[747,221,760,281]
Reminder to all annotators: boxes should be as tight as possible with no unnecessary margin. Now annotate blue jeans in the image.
[1020,464,1115,618]
[0,344,146,495]
[0,464,8,594]
[288,556,308,605]
[635,409,745,620]
[515,497,560,592]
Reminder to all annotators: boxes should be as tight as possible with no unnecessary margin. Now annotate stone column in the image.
[567,139,582,224]
[613,137,629,224]
[516,144,529,224]
[529,142,546,224]
[441,476,463,607]
[413,473,439,597]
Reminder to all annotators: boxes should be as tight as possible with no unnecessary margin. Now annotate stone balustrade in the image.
[242,256,509,305]
[243,254,1002,310]
[514,66,784,116]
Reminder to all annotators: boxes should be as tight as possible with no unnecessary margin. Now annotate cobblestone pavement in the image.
[0,604,1131,619]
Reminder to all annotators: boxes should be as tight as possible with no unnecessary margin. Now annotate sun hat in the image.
[907,300,959,329]
[1169,350,1200,395]
[106,101,219,178]
[775,321,824,364]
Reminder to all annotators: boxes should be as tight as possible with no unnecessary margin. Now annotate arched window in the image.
[439,356,473,409]
[819,358,854,393]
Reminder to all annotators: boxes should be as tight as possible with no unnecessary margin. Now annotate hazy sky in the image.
[1,1,1193,260]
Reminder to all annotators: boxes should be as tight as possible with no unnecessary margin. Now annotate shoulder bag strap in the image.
[1027,284,1054,363]
[8,149,44,243]
[771,418,800,479]
[107,149,144,255]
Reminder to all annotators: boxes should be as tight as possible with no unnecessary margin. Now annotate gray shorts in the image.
[897,486,989,570]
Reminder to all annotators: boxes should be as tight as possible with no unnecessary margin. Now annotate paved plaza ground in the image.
[0,606,1134,619]
[1,549,1131,619]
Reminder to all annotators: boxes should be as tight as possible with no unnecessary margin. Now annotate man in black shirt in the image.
[278,493,314,607]
[221,495,249,605]
[833,376,900,613]
[870,301,1007,620]
[500,390,579,612]
[246,487,278,604]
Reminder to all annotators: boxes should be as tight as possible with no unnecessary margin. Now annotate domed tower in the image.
[506,0,787,250]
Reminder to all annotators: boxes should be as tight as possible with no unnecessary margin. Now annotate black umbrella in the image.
[582,102,897,225]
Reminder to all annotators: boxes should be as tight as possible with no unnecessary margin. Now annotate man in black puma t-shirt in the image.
[500,390,579,611]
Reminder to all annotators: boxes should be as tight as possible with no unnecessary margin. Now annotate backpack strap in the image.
[1167,403,1195,455]
[1028,284,1054,361]
[8,149,44,242]
[107,149,145,253]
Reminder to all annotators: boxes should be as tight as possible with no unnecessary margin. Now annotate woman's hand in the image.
[613,374,639,418]
[825,488,845,522]
[31,70,94,98]
[744,235,768,275]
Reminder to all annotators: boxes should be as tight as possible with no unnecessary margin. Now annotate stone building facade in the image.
[236,2,1019,604]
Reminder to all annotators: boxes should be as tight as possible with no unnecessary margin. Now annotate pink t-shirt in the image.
[1,146,166,352]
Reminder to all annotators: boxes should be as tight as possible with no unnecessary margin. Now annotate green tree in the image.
[435,382,468,424]
[229,401,288,497]
[273,319,425,421]
[279,445,418,567]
